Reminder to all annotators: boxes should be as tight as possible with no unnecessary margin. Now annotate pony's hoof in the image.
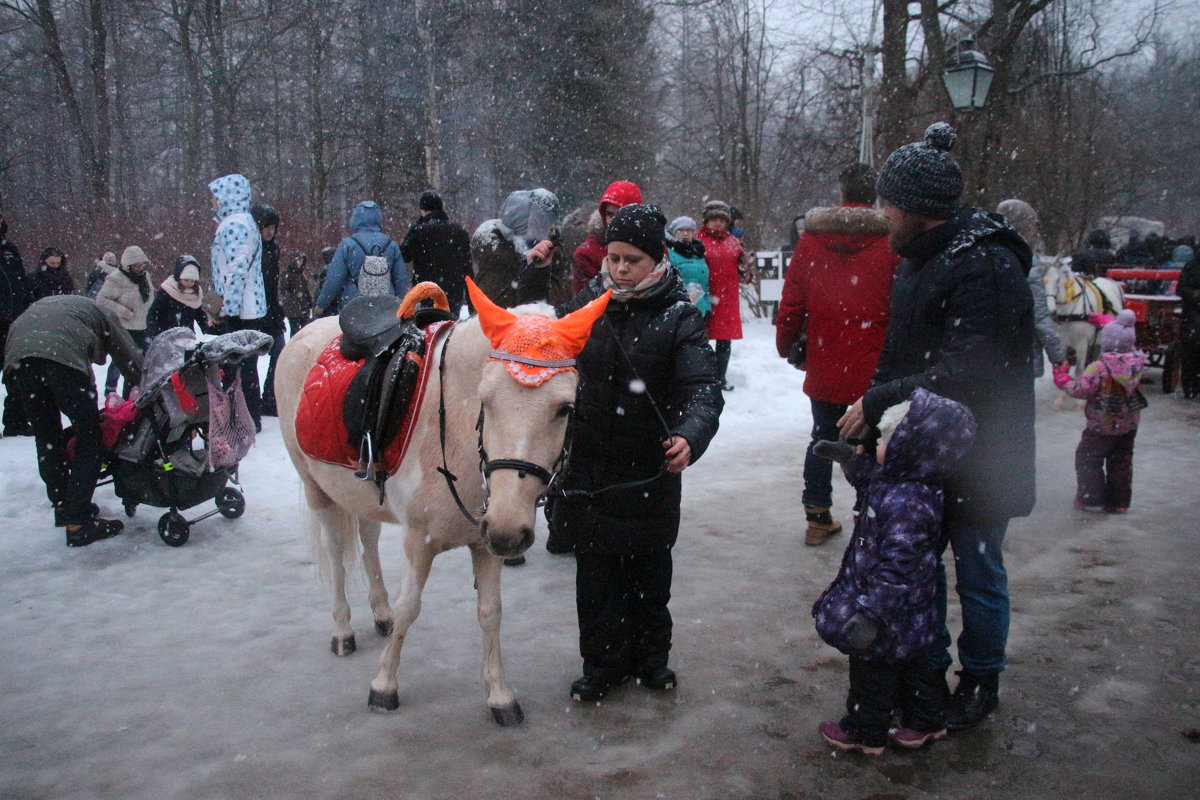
[331,634,356,656]
[375,619,394,638]
[369,688,400,712]
[490,701,524,726]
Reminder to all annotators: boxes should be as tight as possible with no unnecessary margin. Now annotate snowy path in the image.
[1,317,1198,799]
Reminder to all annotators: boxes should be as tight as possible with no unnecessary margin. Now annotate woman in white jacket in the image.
[96,245,153,396]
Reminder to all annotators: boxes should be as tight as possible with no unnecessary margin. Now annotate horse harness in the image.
[436,323,573,527]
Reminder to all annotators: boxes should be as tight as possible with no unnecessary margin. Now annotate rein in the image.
[436,324,572,527]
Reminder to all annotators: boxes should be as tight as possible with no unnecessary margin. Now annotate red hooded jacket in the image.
[571,180,642,293]
[775,204,897,403]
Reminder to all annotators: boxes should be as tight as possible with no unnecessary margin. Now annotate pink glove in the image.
[1087,312,1113,328]
[1052,362,1071,389]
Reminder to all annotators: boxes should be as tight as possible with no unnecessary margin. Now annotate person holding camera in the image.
[774,163,897,546]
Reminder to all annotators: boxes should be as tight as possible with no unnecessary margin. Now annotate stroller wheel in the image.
[216,488,246,519]
[124,501,138,518]
[158,512,190,547]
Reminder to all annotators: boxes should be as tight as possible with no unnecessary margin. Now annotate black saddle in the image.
[338,295,455,502]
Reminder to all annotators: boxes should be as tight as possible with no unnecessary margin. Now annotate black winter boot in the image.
[570,670,630,702]
[66,517,123,547]
[945,670,999,731]
[638,665,677,691]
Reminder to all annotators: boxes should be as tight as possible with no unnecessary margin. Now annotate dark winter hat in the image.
[876,123,964,219]
[606,204,667,262]
[251,203,280,229]
[418,190,444,212]
[1099,309,1137,353]
[702,200,732,223]
[321,246,336,264]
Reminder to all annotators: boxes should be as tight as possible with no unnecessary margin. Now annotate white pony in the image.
[275,280,610,725]
[1043,257,1124,407]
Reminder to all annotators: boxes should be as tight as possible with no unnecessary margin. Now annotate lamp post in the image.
[940,39,995,110]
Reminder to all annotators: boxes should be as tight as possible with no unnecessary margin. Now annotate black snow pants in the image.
[576,549,673,678]
[842,654,948,747]
[11,358,102,526]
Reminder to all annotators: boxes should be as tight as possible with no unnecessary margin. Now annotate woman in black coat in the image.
[519,204,724,702]
[146,255,208,339]
[28,247,75,300]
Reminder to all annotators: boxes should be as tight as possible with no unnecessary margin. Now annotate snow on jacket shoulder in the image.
[775,204,897,403]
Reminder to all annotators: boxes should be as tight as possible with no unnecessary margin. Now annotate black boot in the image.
[945,670,999,731]
[638,665,677,691]
[66,517,123,547]
[570,670,629,702]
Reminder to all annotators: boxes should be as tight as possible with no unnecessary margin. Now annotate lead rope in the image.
[550,327,673,501]
[435,324,484,526]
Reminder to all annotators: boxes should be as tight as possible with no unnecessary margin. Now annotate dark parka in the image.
[399,210,472,308]
[0,221,30,327]
[863,208,1036,525]
[518,267,724,553]
[814,388,976,661]
[258,237,286,336]
[1179,256,1200,344]
[28,259,76,301]
[145,257,208,338]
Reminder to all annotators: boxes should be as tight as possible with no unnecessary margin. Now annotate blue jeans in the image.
[928,518,1011,675]
[801,399,847,508]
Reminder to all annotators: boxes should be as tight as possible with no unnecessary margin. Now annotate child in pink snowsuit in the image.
[1053,309,1146,512]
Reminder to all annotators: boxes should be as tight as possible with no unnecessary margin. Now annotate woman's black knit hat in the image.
[606,204,667,261]
[876,123,964,219]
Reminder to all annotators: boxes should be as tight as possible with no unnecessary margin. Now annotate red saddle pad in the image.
[295,323,447,475]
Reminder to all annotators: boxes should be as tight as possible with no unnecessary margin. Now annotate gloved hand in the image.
[1052,361,1072,390]
[1087,312,1114,328]
[843,613,879,650]
[813,435,855,466]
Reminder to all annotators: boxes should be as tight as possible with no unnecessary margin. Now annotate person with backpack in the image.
[85,252,117,299]
[314,201,409,315]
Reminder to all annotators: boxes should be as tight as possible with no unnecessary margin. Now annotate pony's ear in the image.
[552,290,612,357]
[466,277,518,348]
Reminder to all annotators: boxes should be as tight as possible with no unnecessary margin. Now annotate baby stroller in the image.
[102,327,273,546]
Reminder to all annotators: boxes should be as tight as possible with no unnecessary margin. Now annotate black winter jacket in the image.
[519,267,724,552]
[1178,258,1200,344]
[0,225,30,326]
[864,208,1036,524]
[400,211,472,291]
[258,239,285,335]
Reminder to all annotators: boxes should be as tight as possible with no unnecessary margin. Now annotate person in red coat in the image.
[696,200,747,390]
[775,164,898,545]
[571,180,643,294]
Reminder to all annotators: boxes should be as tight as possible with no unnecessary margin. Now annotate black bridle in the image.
[436,323,572,527]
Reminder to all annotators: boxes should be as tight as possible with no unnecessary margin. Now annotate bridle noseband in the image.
[436,324,573,527]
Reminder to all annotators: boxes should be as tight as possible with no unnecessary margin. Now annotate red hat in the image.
[599,180,643,211]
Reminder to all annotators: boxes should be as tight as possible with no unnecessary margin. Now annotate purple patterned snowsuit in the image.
[813,387,977,662]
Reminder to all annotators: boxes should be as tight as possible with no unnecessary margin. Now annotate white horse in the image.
[1043,258,1124,407]
[275,280,609,725]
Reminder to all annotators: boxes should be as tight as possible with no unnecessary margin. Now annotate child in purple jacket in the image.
[811,387,976,755]
[1053,309,1146,513]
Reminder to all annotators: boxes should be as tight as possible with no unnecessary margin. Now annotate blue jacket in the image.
[813,388,976,662]
[208,174,266,319]
[316,202,409,309]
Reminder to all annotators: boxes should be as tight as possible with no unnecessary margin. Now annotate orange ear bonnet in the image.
[466,278,612,386]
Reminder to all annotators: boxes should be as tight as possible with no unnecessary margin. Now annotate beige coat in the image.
[96,268,152,331]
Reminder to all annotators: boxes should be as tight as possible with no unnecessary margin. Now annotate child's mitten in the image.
[1052,361,1071,389]
[813,435,855,466]
[1087,312,1114,329]
[843,613,879,650]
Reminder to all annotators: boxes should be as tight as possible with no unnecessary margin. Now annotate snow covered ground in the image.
[1,314,1198,800]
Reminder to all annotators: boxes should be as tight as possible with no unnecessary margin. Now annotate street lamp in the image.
[940,39,995,110]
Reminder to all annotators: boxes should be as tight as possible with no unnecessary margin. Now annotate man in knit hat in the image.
[838,123,1038,736]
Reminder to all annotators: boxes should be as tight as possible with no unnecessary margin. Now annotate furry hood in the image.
[800,204,890,256]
